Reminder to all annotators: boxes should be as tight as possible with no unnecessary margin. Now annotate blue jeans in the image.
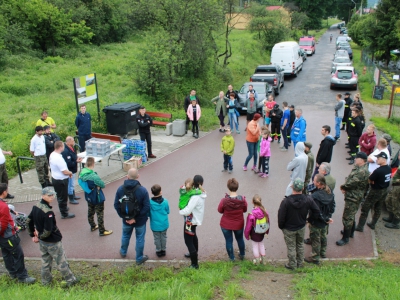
[221,227,245,260]
[228,112,239,131]
[68,173,75,195]
[244,141,257,167]
[335,117,342,138]
[281,127,289,149]
[223,154,233,171]
[120,222,146,262]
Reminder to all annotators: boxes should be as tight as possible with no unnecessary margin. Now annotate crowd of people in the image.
[1,88,400,286]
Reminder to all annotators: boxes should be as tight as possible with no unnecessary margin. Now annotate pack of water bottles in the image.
[85,138,112,157]
[122,139,147,163]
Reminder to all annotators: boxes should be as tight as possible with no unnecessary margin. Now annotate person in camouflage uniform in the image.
[337,152,369,246]
[303,142,314,194]
[356,152,392,232]
[304,175,335,265]
[384,165,400,229]
[26,187,79,286]
[79,157,112,236]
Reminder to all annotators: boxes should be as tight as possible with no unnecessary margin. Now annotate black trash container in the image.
[103,102,141,136]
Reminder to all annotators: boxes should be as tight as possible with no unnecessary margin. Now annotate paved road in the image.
[16,27,375,263]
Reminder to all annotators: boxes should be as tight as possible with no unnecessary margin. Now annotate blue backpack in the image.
[78,178,105,205]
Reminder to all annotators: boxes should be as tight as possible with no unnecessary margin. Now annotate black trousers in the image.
[78,134,92,152]
[191,121,199,134]
[349,136,359,156]
[139,132,152,156]
[53,177,69,217]
[184,224,198,254]
[0,235,29,280]
[271,121,281,139]
[218,112,225,127]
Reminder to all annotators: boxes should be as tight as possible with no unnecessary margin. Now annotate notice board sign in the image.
[373,85,385,100]
[73,73,100,120]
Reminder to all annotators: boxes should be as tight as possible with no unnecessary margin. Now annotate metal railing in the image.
[16,156,34,184]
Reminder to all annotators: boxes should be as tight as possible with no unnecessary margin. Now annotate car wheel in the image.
[354,85,358,91]
[294,72,298,78]
[330,85,334,90]
[281,81,284,88]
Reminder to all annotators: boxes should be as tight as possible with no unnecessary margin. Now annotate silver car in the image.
[334,49,350,59]
[330,66,358,90]
[331,56,352,73]
[237,82,274,113]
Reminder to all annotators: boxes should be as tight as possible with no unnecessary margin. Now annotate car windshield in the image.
[339,43,350,48]
[337,70,353,79]
[334,57,351,63]
[240,84,266,94]
[299,41,313,46]
[335,50,348,56]
[256,68,276,73]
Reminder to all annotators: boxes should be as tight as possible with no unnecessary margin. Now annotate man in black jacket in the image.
[62,136,82,204]
[43,125,60,163]
[312,125,336,180]
[288,105,295,146]
[26,187,79,286]
[278,178,320,270]
[346,108,363,165]
[184,90,200,134]
[136,106,156,159]
[304,175,335,265]
[341,92,353,131]
[270,104,283,143]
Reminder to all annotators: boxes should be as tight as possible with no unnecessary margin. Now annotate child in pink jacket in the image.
[259,129,272,178]
[186,99,202,139]
[244,195,270,265]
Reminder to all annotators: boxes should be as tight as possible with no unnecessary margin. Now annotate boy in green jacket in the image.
[221,128,235,173]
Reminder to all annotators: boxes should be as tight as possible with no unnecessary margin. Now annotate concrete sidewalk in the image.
[8,128,205,204]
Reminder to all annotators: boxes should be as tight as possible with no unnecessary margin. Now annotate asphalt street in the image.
[16,26,375,263]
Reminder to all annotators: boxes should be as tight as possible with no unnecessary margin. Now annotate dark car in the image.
[299,48,307,62]
[237,82,275,114]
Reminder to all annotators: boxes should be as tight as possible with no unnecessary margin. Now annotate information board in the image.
[373,85,385,100]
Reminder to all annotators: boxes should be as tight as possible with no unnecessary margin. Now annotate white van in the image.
[271,41,303,77]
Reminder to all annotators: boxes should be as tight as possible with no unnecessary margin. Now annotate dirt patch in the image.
[238,271,295,299]
[381,250,400,265]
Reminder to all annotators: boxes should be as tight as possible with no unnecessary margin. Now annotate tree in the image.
[292,0,327,30]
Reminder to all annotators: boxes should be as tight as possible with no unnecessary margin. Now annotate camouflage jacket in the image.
[305,150,314,182]
[340,163,369,203]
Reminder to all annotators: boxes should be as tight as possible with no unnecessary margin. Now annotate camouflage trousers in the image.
[39,241,76,285]
[385,186,400,219]
[0,163,9,184]
[34,155,49,185]
[309,225,327,262]
[360,188,388,221]
[342,200,360,230]
[283,227,305,269]
[88,202,105,233]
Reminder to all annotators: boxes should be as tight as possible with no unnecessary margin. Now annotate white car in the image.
[330,66,358,90]
[331,56,352,73]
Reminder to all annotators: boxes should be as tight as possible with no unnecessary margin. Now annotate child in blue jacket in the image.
[149,184,170,257]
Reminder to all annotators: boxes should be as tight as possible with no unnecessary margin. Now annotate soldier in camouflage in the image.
[26,187,79,286]
[336,152,369,246]
[303,142,314,194]
[356,152,392,232]
[384,153,400,229]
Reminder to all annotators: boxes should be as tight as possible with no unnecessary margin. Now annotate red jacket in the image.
[359,132,376,155]
[218,194,247,230]
[0,200,15,238]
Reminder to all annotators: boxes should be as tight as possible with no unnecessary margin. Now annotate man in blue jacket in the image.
[114,168,150,264]
[75,104,92,152]
[290,108,307,150]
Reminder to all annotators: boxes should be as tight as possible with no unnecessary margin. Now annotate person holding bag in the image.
[79,157,113,236]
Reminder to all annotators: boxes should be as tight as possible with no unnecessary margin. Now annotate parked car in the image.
[340,27,347,34]
[237,82,274,114]
[337,22,345,29]
[250,65,285,95]
[330,66,358,90]
[334,49,350,59]
[337,43,353,59]
[271,41,303,77]
[298,36,316,55]
[331,56,352,73]
[336,36,348,46]
[299,48,307,62]
[342,34,352,41]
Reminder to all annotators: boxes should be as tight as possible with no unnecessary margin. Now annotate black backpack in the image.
[120,184,141,220]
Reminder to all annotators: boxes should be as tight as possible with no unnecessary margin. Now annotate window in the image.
[337,70,353,80]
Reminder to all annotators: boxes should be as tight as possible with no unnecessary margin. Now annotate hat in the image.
[253,113,261,121]
[43,125,50,130]
[355,152,368,160]
[304,142,312,149]
[382,134,392,142]
[345,92,351,96]
[190,95,196,101]
[290,105,295,108]
[273,104,279,109]
[292,178,304,192]
[42,187,55,196]
[375,152,388,159]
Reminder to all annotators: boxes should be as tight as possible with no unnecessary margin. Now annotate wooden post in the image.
[388,84,396,119]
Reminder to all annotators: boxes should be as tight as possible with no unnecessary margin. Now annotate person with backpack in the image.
[79,157,112,236]
[304,175,335,265]
[114,168,150,264]
[244,194,270,265]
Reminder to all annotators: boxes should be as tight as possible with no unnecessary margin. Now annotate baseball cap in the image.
[304,142,312,149]
[382,134,392,142]
[292,178,304,192]
[345,92,351,95]
[42,187,56,196]
[355,152,368,160]
[290,105,295,108]
[273,104,279,109]
[375,152,388,159]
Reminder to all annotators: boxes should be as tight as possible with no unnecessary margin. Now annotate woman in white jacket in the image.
[179,175,206,269]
